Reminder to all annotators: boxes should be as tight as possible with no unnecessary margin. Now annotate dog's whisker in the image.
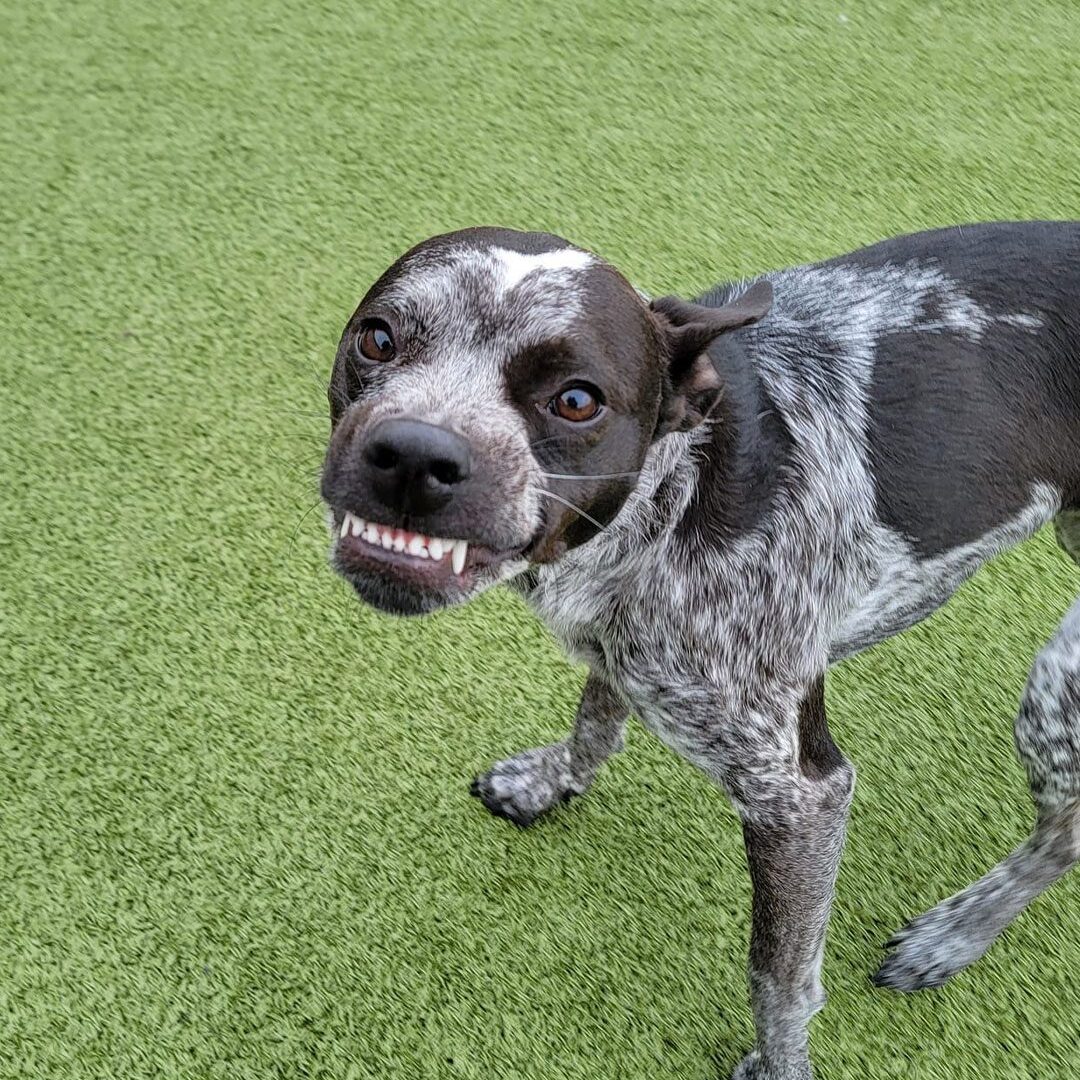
[529,435,581,452]
[312,371,351,410]
[271,410,329,422]
[537,489,608,532]
[267,431,326,442]
[248,409,327,425]
[541,470,640,481]
[277,498,326,565]
[266,444,326,477]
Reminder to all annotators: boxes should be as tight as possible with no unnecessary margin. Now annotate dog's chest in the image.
[527,543,683,685]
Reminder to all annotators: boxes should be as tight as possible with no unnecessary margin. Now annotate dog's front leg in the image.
[726,678,854,1080]
[654,676,853,1079]
[471,673,628,826]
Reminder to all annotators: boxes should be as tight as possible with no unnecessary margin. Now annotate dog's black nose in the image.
[361,417,472,515]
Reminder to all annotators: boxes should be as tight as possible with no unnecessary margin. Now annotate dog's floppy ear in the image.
[650,279,773,433]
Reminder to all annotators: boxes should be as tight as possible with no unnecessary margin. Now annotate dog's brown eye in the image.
[357,322,395,362]
[551,385,601,422]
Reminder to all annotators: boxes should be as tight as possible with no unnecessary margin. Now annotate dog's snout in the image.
[361,417,472,515]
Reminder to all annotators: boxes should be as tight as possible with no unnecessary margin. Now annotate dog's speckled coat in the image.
[323,222,1080,1080]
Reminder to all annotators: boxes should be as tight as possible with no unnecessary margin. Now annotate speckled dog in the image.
[320,222,1080,1080]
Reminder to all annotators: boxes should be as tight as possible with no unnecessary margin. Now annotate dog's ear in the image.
[649,279,772,433]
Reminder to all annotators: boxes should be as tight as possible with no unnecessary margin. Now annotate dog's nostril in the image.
[365,441,399,471]
[429,458,464,486]
[360,418,472,511]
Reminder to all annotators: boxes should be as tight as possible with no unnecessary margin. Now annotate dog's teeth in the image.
[344,519,455,562]
[451,539,467,575]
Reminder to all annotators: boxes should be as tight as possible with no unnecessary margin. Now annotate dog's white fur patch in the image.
[831,482,1062,659]
[490,246,594,291]
[764,261,1043,343]
[998,312,1044,330]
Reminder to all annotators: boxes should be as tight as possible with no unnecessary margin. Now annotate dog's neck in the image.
[678,331,790,545]
[593,327,787,556]
[518,323,785,583]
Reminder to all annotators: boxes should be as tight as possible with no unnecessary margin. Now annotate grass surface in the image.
[2,1,1080,1077]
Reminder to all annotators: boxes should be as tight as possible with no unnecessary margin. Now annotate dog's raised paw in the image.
[871,900,994,992]
[470,742,578,827]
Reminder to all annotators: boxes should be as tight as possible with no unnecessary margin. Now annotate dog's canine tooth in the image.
[429,538,445,561]
[340,514,351,538]
[451,539,467,575]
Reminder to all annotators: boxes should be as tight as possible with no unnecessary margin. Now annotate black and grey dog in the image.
[320,222,1080,1079]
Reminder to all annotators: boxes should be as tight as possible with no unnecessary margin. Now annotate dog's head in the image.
[321,227,771,615]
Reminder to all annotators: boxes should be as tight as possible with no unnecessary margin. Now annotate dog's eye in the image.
[356,321,395,362]
[550,384,602,422]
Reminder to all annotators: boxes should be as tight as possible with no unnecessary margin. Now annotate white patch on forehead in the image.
[489,246,594,291]
[382,243,593,337]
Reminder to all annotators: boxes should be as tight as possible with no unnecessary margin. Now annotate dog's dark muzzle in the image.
[321,414,479,529]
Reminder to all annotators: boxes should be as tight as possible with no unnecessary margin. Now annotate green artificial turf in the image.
[2,1,1080,1077]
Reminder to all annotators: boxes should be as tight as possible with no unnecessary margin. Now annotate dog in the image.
[320,222,1080,1079]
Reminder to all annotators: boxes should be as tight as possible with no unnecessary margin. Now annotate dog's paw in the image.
[470,742,579,827]
[732,1050,812,1080]
[871,899,993,992]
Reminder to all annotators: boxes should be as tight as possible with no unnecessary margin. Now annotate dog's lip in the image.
[331,509,532,587]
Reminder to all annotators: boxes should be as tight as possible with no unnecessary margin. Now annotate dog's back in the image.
[839,222,1080,551]
[691,222,1080,655]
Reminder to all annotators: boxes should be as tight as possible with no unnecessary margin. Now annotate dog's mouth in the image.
[332,510,531,593]
[339,511,473,573]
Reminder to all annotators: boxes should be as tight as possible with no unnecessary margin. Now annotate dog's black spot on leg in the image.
[797,678,845,781]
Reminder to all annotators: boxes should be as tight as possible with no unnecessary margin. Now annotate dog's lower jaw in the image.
[329,516,540,616]
[330,547,517,616]
[337,566,466,617]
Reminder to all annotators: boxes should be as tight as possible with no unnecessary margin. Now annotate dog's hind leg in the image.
[874,565,1080,992]
[470,673,628,827]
